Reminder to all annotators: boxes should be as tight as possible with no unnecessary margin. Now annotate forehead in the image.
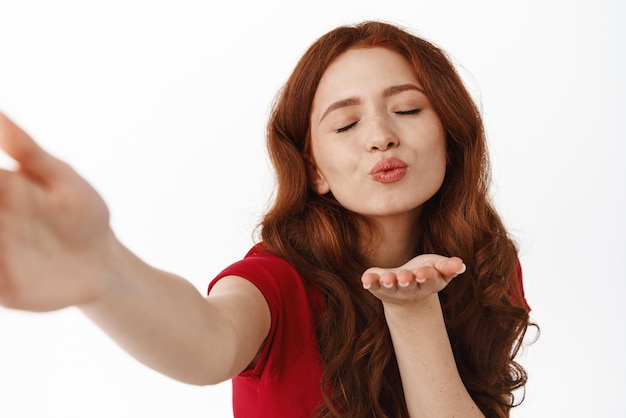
[311,47,422,124]
[312,47,420,112]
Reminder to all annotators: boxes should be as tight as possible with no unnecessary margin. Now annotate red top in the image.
[511,262,531,312]
[208,245,531,417]
[208,244,325,417]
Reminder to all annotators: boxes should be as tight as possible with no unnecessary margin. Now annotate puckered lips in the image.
[369,157,408,183]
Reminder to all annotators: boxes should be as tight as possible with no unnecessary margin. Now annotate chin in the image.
[362,206,423,221]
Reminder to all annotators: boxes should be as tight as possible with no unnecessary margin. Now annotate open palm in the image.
[0,113,113,311]
[361,253,466,307]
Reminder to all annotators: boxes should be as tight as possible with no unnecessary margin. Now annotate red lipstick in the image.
[369,157,408,183]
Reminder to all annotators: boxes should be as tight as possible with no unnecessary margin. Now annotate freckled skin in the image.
[309,47,447,225]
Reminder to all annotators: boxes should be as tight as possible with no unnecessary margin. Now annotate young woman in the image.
[0,21,531,417]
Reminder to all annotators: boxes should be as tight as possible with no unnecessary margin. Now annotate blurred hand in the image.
[361,254,465,309]
[0,113,114,311]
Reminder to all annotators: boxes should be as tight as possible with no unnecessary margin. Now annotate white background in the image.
[0,0,624,417]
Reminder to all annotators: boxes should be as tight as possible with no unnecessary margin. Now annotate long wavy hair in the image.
[260,21,531,417]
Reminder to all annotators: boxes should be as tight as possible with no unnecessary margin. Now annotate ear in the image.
[306,160,330,195]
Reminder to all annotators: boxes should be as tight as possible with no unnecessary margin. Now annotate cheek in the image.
[429,124,448,165]
[311,136,353,179]
[316,158,349,191]
[418,129,447,187]
[435,146,448,186]
[309,139,347,194]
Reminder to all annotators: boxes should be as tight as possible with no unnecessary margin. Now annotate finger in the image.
[379,271,397,289]
[408,266,452,295]
[0,113,65,183]
[435,256,466,279]
[396,270,415,288]
[361,271,380,290]
[417,255,465,279]
[414,265,438,283]
[413,258,465,292]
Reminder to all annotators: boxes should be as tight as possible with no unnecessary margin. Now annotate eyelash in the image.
[336,121,358,133]
[395,108,421,115]
[334,109,421,133]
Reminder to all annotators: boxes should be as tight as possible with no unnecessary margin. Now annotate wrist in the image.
[79,230,138,309]
[382,293,443,327]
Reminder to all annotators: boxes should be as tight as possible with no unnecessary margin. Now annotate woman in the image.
[0,21,531,417]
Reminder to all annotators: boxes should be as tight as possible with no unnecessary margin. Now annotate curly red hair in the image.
[261,21,532,417]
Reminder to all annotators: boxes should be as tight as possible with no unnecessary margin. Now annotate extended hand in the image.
[361,254,466,307]
[0,113,113,311]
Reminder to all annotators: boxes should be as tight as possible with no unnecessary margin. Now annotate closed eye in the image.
[395,109,421,115]
[336,121,358,133]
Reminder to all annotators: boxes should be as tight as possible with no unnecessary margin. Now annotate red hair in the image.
[261,21,532,417]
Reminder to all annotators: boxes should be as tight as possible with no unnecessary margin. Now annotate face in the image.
[309,47,447,223]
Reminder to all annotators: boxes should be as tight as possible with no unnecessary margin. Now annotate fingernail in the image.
[382,282,394,289]
[457,263,467,274]
[398,281,410,288]
[363,283,371,290]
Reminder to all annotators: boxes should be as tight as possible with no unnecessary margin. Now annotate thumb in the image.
[0,112,66,183]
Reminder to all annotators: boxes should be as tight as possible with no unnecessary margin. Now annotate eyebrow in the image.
[383,83,425,98]
[319,83,425,122]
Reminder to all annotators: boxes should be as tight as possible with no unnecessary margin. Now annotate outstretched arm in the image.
[0,113,270,385]
[362,255,485,418]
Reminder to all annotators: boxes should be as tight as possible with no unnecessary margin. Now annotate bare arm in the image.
[362,255,485,418]
[80,255,271,385]
[0,113,270,385]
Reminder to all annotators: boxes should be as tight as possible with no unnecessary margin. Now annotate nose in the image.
[367,116,399,152]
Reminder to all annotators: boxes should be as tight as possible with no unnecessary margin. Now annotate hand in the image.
[0,113,114,311]
[361,254,466,308]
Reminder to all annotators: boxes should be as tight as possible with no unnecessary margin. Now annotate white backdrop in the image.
[0,1,624,417]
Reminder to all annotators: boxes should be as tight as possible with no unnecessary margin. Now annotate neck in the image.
[363,211,421,268]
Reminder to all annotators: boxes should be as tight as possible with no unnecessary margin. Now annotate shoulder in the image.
[208,243,311,310]
[209,243,300,287]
